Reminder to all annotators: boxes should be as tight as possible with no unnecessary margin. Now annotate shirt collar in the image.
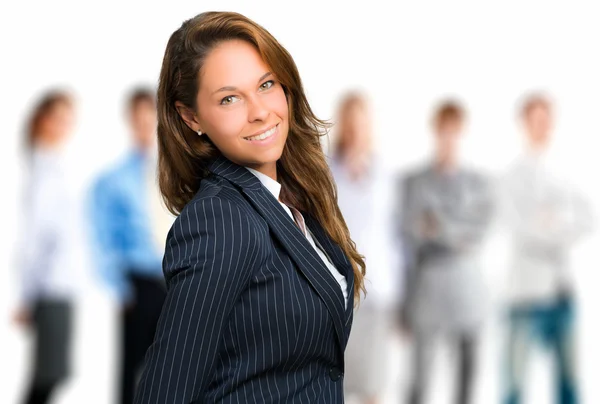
[245,167,282,201]
[523,149,548,166]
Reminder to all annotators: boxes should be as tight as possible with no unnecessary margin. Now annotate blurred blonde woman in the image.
[330,92,400,404]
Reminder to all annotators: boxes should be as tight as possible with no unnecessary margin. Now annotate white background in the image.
[1,1,599,403]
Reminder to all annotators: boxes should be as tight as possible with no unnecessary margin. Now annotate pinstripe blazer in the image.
[134,156,355,404]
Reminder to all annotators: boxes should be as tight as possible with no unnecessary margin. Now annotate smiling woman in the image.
[175,39,289,180]
[133,11,365,404]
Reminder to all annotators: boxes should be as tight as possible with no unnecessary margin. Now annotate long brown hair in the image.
[25,90,72,151]
[157,11,365,303]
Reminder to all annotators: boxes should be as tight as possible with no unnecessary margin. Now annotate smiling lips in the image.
[245,124,278,142]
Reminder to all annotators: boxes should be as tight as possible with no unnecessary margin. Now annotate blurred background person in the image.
[329,92,400,404]
[399,100,494,404]
[88,87,173,404]
[500,94,593,404]
[13,90,78,404]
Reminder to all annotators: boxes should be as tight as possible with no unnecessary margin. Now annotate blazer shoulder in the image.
[165,190,268,279]
[399,167,427,189]
[177,177,247,229]
[188,174,227,201]
[187,174,252,209]
[170,175,268,253]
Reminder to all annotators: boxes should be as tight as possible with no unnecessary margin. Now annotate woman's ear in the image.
[175,101,201,132]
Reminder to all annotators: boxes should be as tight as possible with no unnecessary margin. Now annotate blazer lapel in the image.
[303,214,355,332]
[209,157,348,356]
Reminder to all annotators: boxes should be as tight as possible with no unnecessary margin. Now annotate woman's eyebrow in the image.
[213,72,273,95]
[257,72,272,83]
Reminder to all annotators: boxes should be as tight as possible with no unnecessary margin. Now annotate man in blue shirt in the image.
[89,88,173,404]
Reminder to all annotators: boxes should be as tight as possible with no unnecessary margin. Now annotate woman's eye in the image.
[220,95,240,105]
[260,80,274,91]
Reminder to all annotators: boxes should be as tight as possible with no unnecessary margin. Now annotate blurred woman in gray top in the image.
[399,101,494,404]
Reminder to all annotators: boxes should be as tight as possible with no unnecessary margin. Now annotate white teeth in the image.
[246,125,277,141]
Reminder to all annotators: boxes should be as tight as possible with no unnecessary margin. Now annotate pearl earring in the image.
[197,129,203,136]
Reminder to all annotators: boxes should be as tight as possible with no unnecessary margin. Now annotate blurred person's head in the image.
[520,93,553,151]
[431,100,465,169]
[156,11,365,302]
[333,92,372,159]
[128,87,157,151]
[26,90,75,151]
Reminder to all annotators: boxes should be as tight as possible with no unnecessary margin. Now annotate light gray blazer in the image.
[399,164,494,334]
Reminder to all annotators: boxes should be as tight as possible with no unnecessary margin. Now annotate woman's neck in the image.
[247,161,278,182]
[338,147,372,181]
[34,137,65,152]
[434,155,458,174]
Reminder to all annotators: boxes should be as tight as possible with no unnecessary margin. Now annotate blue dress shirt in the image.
[89,150,165,303]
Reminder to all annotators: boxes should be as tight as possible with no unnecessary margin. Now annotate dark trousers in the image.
[120,274,166,404]
[22,385,55,404]
[407,333,477,404]
[22,299,73,404]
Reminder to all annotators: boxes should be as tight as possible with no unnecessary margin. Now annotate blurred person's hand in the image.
[420,210,439,239]
[537,205,557,226]
[397,305,412,338]
[123,300,137,314]
[12,307,31,327]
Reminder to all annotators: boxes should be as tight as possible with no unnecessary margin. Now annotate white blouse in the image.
[17,148,81,305]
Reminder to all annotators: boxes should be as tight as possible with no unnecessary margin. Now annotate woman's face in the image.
[339,102,370,152]
[191,39,289,177]
[40,101,75,145]
[130,99,158,150]
[434,118,462,163]
[525,104,552,149]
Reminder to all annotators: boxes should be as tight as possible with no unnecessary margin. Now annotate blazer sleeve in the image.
[398,174,419,310]
[134,196,263,404]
